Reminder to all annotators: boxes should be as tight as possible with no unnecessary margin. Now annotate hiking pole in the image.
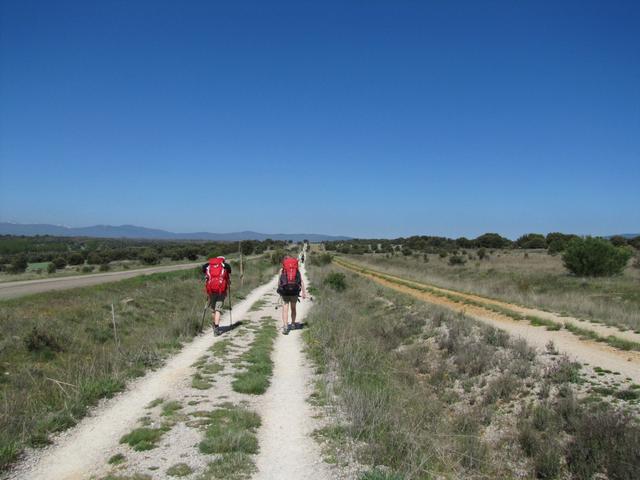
[199,299,209,333]
[228,284,233,328]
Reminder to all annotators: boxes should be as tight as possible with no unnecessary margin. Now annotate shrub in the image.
[477,248,487,260]
[68,253,85,265]
[99,263,111,272]
[448,255,466,266]
[8,254,28,274]
[24,326,65,356]
[140,248,160,265]
[270,250,285,265]
[309,253,332,266]
[516,233,547,249]
[81,265,94,273]
[562,237,632,277]
[52,257,67,269]
[324,272,347,291]
[47,262,56,274]
[87,252,103,265]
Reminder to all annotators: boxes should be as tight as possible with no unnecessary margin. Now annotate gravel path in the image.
[7,266,333,480]
[253,266,332,480]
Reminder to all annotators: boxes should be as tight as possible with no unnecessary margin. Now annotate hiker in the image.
[277,255,306,334]
[300,252,305,264]
[202,256,232,336]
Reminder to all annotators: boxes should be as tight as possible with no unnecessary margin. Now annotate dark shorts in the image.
[280,295,298,305]
[209,294,226,312]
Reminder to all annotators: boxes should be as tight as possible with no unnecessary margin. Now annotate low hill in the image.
[0,222,350,242]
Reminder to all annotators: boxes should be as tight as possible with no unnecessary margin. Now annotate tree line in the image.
[0,236,295,274]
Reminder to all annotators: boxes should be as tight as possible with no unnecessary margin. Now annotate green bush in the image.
[52,257,67,269]
[324,272,347,291]
[562,237,632,277]
[8,254,28,274]
[68,253,85,265]
[448,255,466,266]
[140,248,160,265]
[47,262,56,274]
[309,253,332,266]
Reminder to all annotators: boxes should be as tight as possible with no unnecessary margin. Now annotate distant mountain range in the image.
[0,222,351,242]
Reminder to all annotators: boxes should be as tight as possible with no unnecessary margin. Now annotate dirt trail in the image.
[337,259,640,383]
[253,267,331,480]
[8,266,332,480]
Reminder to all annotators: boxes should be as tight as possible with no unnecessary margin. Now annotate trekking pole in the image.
[228,284,233,328]
[199,299,209,333]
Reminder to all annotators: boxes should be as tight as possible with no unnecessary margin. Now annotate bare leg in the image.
[290,302,297,326]
[281,302,289,329]
[213,310,221,327]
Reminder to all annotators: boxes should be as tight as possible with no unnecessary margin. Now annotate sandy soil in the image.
[6,266,333,480]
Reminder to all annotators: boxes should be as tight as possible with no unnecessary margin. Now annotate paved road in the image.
[0,263,202,300]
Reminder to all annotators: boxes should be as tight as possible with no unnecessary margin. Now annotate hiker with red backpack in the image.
[202,256,232,336]
[277,255,306,335]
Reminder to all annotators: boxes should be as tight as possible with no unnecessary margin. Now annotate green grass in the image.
[166,463,193,477]
[232,320,278,395]
[304,263,640,479]
[339,252,640,332]
[336,257,640,352]
[198,405,261,455]
[107,453,126,465]
[200,452,256,479]
[120,427,166,451]
[0,256,276,472]
[191,372,213,390]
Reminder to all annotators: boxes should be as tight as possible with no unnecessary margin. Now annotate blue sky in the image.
[1,0,638,239]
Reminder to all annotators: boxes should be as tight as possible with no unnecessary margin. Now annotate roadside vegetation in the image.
[304,261,640,479]
[0,255,276,471]
[0,235,297,281]
[334,246,640,332]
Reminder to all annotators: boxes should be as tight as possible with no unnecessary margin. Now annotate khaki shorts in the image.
[280,295,298,305]
[209,294,226,312]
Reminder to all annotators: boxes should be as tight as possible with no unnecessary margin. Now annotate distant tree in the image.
[477,248,487,260]
[47,262,56,274]
[475,233,512,249]
[140,248,160,265]
[562,237,632,277]
[87,252,103,265]
[68,252,85,265]
[448,255,466,266]
[516,233,547,249]
[609,235,628,247]
[629,236,640,251]
[456,237,474,249]
[9,254,28,274]
[52,257,67,269]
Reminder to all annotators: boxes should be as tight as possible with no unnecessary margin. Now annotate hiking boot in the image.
[290,322,297,330]
[282,325,289,335]
[214,326,220,336]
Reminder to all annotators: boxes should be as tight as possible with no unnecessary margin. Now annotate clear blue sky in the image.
[1,0,638,239]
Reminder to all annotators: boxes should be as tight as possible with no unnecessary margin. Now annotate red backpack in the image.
[277,257,301,295]
[205,257,229,295]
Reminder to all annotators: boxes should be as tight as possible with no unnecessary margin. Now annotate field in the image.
[338,250,640,332]
[0,255,277,471]
[304,258,640,479]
